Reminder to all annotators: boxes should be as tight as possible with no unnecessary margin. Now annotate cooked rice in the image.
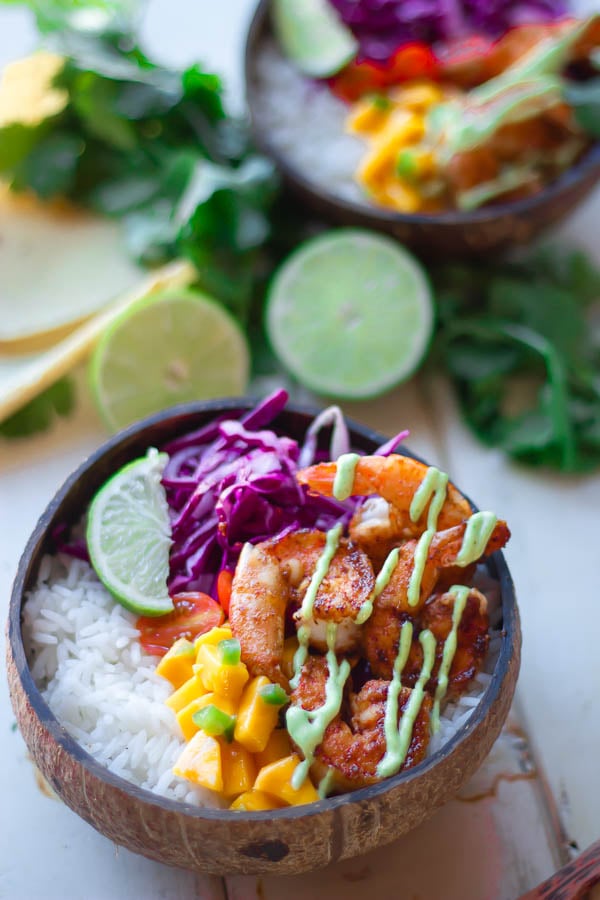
[23,555,501,805]
[251,40,367,204]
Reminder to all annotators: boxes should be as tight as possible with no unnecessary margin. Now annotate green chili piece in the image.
[258,683,289,706]
[218,638,241,666]
[192,705,236,742]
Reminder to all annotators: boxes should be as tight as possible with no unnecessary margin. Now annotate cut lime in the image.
[272,0,358,78]
[90,288,250,432]
[265,229,434,399]
[87,450,174,616]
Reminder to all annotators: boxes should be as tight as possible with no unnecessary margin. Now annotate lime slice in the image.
[266,230,434,399]
[86,450,174,616]
[90,288,250,432]
[272,0,358,78]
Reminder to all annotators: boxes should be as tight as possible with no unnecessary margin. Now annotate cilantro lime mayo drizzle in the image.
[332,452,360,501]
[355,545,400,625]
[455,511,497,567]
[407,467,448,607]
[377,628,436,778]
[431,585,470,733]
[287,621,351,790]
[318,766,336,799]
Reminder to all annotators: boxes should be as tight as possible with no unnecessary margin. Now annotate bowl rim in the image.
[9,397,518,823]
[244,0,600,228]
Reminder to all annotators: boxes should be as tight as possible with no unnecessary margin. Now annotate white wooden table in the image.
[1,3,600,898]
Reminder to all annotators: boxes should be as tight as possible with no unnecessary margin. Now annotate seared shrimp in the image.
[365,587,490,691]
[297,455,473,562]
[375,518,509,615]
[291,657,431,792]
[229,529,374,686]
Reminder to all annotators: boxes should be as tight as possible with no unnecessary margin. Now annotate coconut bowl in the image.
[245,0,600,258]
[6,399,521,875]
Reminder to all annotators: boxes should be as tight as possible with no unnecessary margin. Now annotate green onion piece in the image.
[397,150,418,180]
[218,638,241,666]
[258,683,289,706]
[192,705,236,742]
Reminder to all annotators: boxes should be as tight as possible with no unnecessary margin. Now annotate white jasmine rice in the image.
[23,554,501,805]
[251,40,367,204]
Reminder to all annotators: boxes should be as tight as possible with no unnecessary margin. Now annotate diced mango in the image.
[176,692,236,742]
[281,637,299,681]
[254,755,319,807]
[389,81,443,112]
[234,676,283,753]
[155,638,196,688]
[164,673,206,713]
[347,98,391,136]
[230,790,285,811]
[220,741,256,798]
[173,730,222,792]
[196,643,249,702]
[254,729,292,771]
[194,625,232,657]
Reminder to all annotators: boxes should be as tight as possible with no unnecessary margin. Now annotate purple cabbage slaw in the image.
[327,0,569,63]
[160,389,408,597]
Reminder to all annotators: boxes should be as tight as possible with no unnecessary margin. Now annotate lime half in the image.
[266,230,434,399]
[90,288,250,432]
[272,0,358,78]
[87,450,173,616]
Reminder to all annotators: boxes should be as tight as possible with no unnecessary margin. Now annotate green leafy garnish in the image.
[433,248,600,472]
[0,22,278,321]
[0,377,75,438]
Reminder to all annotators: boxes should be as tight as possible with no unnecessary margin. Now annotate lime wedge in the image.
[90,288,250,432]
[272,0,358,78]
[86,450,174,616]
[265,229,434,399]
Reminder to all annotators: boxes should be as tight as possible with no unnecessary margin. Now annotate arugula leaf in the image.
[0,378,75,439]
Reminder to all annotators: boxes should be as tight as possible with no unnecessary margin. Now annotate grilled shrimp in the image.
[374,518,510,615]
[297,455,473,564]
[365,587,490,691]
[229,529,374,687]
[291,656,431,792]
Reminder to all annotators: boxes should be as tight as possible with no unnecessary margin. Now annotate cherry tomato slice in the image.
[217,569,233,616]
[137,591,224,656]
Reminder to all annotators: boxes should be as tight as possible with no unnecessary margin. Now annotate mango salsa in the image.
[234,676,284,753]
[176,692,236,742]
[254,729,292,770]
[164,672,205,713]
[195,642,249,702]
[173,730,222,792]
[155,638,196,689]
[254,755,320,807]
[230,790,285,811]
[221,741,256,798]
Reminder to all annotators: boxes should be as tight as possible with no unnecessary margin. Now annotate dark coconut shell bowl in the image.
[245,0,600,258]
[6,399,521,875]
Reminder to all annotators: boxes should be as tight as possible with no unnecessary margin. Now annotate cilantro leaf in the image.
[0,378,75,439]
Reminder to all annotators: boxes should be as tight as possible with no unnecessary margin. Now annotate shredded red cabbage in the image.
[161,389,408,596]
[327,0,569,62]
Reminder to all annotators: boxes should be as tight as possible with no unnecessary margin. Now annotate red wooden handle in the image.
[519,841,600,900]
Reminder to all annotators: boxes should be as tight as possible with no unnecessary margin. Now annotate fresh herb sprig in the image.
[0,22,278,322]
[433,249,600,472]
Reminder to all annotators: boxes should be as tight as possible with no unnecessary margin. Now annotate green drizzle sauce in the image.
[455,511,497,568]
[287,622,351,790]
[409,467,449,529]
[290,523,343,690]
[355,545,400,625]
[318,767,336,799]
[407,530,434,607]
[431,585,470,733]
[377,628,436,778]
[332,453,360,501]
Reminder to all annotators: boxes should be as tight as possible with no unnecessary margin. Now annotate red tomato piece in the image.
[136,592,224,656]
[217,569,233,616]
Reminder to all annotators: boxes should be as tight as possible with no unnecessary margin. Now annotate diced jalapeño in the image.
[192,704,236,742]
[258,683,289,706]
[218,637,241,666]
